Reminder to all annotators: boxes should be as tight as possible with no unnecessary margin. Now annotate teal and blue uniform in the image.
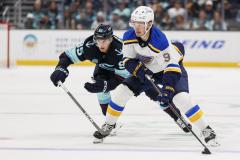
[56,35,130,115]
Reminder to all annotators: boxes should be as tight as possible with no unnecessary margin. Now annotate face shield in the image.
[129,18,153,38]
[129,6,154,38]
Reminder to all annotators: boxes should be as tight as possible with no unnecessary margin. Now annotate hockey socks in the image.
[185,105,207,130]
[105,100,125,125]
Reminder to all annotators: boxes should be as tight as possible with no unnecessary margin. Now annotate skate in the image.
[201,126,220,147]
[175,117,192,133]
[93,123,115,144]
[109,123,123,136]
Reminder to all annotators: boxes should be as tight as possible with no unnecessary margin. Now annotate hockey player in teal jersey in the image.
[50,24,190,142]
[50,24,129,117]
[94,6,220,147]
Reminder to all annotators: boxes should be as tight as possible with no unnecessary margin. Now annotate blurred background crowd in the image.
[1,0,240,31]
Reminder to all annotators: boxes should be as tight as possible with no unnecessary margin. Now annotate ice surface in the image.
[0,66,240,160]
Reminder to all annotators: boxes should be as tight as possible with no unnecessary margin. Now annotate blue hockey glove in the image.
[84,79,108,93]
[50,66,69,87]
[159,86,175,108]
[135,63,153,82]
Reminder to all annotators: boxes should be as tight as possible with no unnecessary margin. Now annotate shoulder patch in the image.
[84,35,94,44]
[84,35,96,48]
[123,29,138,45]
[111,36,123,52]
[148,26,169,52]
[148,43,160,53]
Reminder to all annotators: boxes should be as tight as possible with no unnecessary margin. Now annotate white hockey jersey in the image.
[122,26,183,74]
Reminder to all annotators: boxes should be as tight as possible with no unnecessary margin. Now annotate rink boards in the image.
[1,30,239,67]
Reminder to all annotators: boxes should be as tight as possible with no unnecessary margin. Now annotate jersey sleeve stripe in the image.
[167,64,180,68]
[164,64,181,73]
[123,39,138,45]
[164,67,181,73]
[178,56,184,62]
[148,43,161,53]
[172,44,183,56]
[65,49,81,63]
[172,44,184,62]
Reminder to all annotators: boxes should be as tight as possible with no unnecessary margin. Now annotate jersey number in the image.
[163,53,170,62]
[76,43,84,56]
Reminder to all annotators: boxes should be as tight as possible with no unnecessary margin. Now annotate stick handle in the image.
[58,81,68,92]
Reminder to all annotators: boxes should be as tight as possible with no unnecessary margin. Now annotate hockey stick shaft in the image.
[145,75,211,153]
[58,81,104,134]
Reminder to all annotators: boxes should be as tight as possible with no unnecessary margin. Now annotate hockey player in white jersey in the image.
[93,6,220,147]
[50,24,189,141]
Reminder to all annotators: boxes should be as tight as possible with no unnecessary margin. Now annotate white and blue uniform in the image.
[123,26,183,74]
[105,26,207,130]
[98,6,218,146]
[119,26,206,128]
[121,26,187,96]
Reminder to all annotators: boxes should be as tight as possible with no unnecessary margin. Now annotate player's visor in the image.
[95,38,112,45]
[129,20,146,28]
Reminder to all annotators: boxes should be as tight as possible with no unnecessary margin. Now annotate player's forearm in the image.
[56,52,74,69]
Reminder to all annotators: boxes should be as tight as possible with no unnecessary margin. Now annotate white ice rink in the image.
[0,66,240,160]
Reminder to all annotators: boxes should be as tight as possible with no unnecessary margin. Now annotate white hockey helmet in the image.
[130,6,154,36]
[130,6,154,24]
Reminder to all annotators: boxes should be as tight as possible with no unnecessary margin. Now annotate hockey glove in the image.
[84,79,108,93]
[145,87,160,101]
[159,86,175,108]
[124,59,153,82]
[50,66,69,87]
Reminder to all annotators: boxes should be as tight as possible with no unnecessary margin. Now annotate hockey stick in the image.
[145,75,211,154]
[57,81,105,135]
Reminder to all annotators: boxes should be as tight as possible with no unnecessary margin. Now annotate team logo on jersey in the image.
[99,63,114,71]
[136,54,154,64]
[86,41,95,48]
[115,49,122,55]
